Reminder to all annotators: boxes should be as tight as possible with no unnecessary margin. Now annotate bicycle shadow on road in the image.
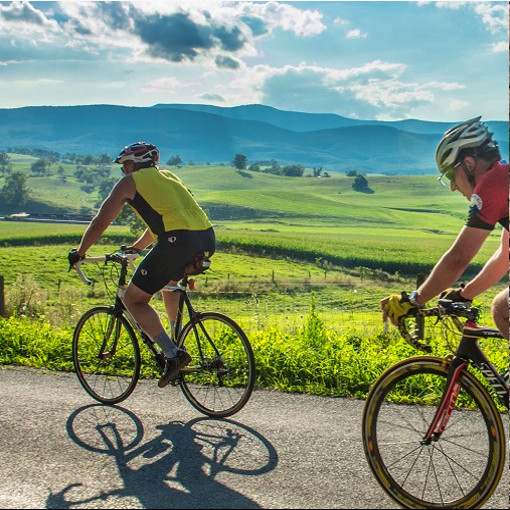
[48,404,278,509]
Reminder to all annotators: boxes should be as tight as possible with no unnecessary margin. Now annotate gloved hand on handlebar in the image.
[439,284,472,304]
[120,245,142,255]
[381,292,418,326]
[68,248,84,270]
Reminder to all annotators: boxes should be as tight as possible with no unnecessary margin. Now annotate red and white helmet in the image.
[114,142,159,165]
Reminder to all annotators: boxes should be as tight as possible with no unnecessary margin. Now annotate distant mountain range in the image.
[1,103,507,174]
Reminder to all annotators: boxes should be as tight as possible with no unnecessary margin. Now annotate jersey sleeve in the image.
[465,165,509,231]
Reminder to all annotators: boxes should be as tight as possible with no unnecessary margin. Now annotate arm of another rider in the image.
[131,228,154,252]
[413,225,492,305]
[77,176,136,256]
[460,229,509,299]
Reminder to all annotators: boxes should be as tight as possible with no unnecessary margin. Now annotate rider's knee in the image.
[491,289,509,319]
[123,284,152,309]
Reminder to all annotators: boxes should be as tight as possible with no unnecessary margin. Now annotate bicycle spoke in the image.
[435,442,467,497]
[179,313,254,417]
[73,308,140,404]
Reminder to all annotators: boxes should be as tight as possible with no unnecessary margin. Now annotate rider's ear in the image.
[463,156,476,173]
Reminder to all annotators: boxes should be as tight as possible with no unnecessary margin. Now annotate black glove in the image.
[120,245,142,255]
[439,285,472,304]
[68,248,84,270]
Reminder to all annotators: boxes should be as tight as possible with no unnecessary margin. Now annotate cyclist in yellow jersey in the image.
[69,142,216,387]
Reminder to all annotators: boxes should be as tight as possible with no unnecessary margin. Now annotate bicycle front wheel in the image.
[362,356,505,509]
[73,307,141,405]
[178,312,255,418]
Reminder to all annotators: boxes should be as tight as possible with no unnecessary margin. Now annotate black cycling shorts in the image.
[130,227,216,295]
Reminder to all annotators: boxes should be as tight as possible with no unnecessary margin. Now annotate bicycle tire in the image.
[73,306,141,405]
[362,356,505,509]
[178,312,255,418]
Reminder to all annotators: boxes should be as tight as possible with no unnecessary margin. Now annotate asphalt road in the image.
[0,366,507,509]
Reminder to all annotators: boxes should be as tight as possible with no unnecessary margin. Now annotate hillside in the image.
[1,104,506,174]
[0,157,500,277]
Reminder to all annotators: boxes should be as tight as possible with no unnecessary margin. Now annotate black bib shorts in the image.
[131,227,216,295]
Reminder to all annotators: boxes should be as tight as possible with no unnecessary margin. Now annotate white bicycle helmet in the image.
[435,116,495,177]
[115,142,159,165]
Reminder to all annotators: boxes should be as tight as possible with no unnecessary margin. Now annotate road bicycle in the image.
[362,299,508,509]
[71,247,255,418]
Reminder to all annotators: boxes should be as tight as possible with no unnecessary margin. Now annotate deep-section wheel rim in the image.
[362,357,505,509]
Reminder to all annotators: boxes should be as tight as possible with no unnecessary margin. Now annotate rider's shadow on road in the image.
[49,405,278,509]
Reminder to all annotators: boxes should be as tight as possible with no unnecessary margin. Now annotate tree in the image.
[313,167,323,177]
[167,155,183,166]
[0,152,11,174]
[264,162,281,175]
[282,164,305,177]
[248,163,260,172]
[352,174,369,192]
[116,205,145,236]
[232,154,248,170]
[31,158,51,175]
[1,171,30,206]
[346,170,358,177]
[97,177,118,203]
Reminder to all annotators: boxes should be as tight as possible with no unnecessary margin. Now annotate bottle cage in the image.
[185,252,211,276]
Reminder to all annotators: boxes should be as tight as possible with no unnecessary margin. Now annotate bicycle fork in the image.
[97,314,121,360]
[421,358,468,445]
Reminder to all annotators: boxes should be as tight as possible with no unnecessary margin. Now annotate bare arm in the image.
[131,229,154,252]
[415,225,492,304]
[77,176,136,256]
[460,229,509,299]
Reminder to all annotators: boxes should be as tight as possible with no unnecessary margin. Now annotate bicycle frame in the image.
[163,275,224,372]
[75,253,213,375]
[422,319,508,444]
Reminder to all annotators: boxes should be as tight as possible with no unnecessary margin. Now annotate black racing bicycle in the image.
[71,248,255,418]
[362,300,508,509]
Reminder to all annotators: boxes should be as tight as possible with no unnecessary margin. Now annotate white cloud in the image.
[430,1,508,35]
[333,17,349,26]
[491,41,507,53]
[243,2,326,37]
[0,1,326,68]
[472,3,507,35]
[423,81,465,92]
[345,29,367,40]
[223,59,464,119]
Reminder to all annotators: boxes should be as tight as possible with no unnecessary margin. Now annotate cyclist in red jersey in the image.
[382,117,509,339]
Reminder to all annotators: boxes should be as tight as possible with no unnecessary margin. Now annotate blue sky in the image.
[0,1,507,121]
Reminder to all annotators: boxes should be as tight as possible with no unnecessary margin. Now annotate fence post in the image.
[416,273,425,340]
[0,275,6,318]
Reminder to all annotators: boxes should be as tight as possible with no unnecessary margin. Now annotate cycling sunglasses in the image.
[438,161,461,187]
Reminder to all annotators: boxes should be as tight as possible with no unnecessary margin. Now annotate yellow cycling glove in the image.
[381,292,417,324]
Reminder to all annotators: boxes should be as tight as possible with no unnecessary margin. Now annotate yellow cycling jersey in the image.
[128,166,212,239]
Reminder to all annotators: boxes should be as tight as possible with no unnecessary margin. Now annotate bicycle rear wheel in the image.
[362,356,505,509]
[73,307,141,404]
[178,312,255,418]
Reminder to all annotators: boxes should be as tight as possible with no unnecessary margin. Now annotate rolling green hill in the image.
[0,155,501,277]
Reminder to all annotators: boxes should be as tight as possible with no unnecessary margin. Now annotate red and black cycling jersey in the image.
[466,161,509,232]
